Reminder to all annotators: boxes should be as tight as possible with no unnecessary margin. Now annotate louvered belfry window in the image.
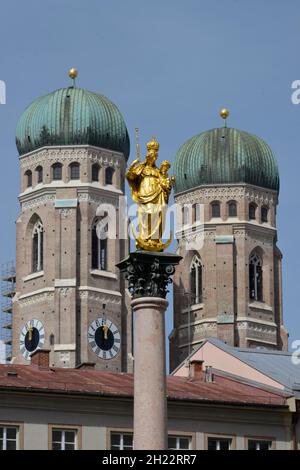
[249,252,263,301]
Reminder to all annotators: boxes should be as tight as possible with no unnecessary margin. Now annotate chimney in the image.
[30,349,50,369]
[189,359,204,379]
[76,362,96,370]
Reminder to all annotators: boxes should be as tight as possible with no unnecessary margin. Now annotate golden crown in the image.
[147,136,159,151]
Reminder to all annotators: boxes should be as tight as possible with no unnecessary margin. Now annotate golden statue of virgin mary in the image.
[126,136,174,252]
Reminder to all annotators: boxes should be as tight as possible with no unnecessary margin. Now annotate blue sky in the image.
[0,0,299,356]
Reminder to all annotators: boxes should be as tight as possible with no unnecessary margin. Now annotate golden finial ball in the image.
[68,68,78,79]
[220,108,230,120]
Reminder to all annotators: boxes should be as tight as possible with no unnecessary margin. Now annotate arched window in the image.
[261,206,269,223]
[228,201,237,217]
[92,163,100,182]
[249,252,263,301]
[70,162,80,180]
[211,201,220,218]
[36,166,43,184]
[25,170,32,188]
[52,163,62,181]
[32,220,44,272]
[91,216,108,271]
[105,167,114,185]
[190,256,203,304]
[49,333,55,346]
[193,203,201,223]
[182,205,191,226]
[249,203,257,220]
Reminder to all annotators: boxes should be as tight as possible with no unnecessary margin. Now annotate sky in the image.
[0,0,299,359]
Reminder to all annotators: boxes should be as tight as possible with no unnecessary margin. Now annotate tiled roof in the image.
[0,364,289,407]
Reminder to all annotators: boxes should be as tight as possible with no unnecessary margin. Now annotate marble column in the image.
[117,251,182,450]
[132,296,168,450]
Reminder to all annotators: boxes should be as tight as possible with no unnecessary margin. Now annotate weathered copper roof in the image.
[16,87,130,158]
[0,364,289,407]
[174,127,279,193]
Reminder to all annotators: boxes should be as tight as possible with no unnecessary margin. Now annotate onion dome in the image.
[16,83,130,158]
[173,127,279,193]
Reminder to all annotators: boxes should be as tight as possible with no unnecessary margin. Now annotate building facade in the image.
[0,351,296,450]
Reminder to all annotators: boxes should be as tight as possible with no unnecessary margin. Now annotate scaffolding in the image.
[1,261,16,363]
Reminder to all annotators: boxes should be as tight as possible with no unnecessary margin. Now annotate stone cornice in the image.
[177,223,276,246]
[17,289,55,307]
[19,145,124,161]
[77,189,120,207]
[78,287,122,305]
[175,184,278,206]
[19,185,122,211]
[237,317,276,327]
[19,145,125,171]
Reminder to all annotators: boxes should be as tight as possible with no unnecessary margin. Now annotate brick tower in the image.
[12,72,133,371]
[170,120,288,371]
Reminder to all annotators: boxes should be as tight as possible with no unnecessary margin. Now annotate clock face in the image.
[88,318,121,360]
[19,319,45,360]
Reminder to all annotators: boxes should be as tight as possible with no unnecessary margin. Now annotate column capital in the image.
[117,251,182,299]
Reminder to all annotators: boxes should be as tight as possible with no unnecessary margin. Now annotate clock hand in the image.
[103,322,109,340]
[28,324,33,342]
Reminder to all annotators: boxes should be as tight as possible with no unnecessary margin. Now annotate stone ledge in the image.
[19,287,55,300]
[22,271,44,282]
[248,301,273,312]
[90,269,117,280]
[55,279,77,287]
[78,286,122,297]
[54,343,76,352]
[181,303,204,314]
[54,199,78,208]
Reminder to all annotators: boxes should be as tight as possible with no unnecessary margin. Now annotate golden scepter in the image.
[135,128,140,161]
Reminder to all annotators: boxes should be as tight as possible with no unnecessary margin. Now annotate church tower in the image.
[12,71,133,371]
[170,112,288,370]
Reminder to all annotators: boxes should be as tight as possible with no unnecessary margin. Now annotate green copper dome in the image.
[16,87,130,158]
[174,127,279,193]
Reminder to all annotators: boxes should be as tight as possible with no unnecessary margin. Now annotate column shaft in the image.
[132,296,168,450]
